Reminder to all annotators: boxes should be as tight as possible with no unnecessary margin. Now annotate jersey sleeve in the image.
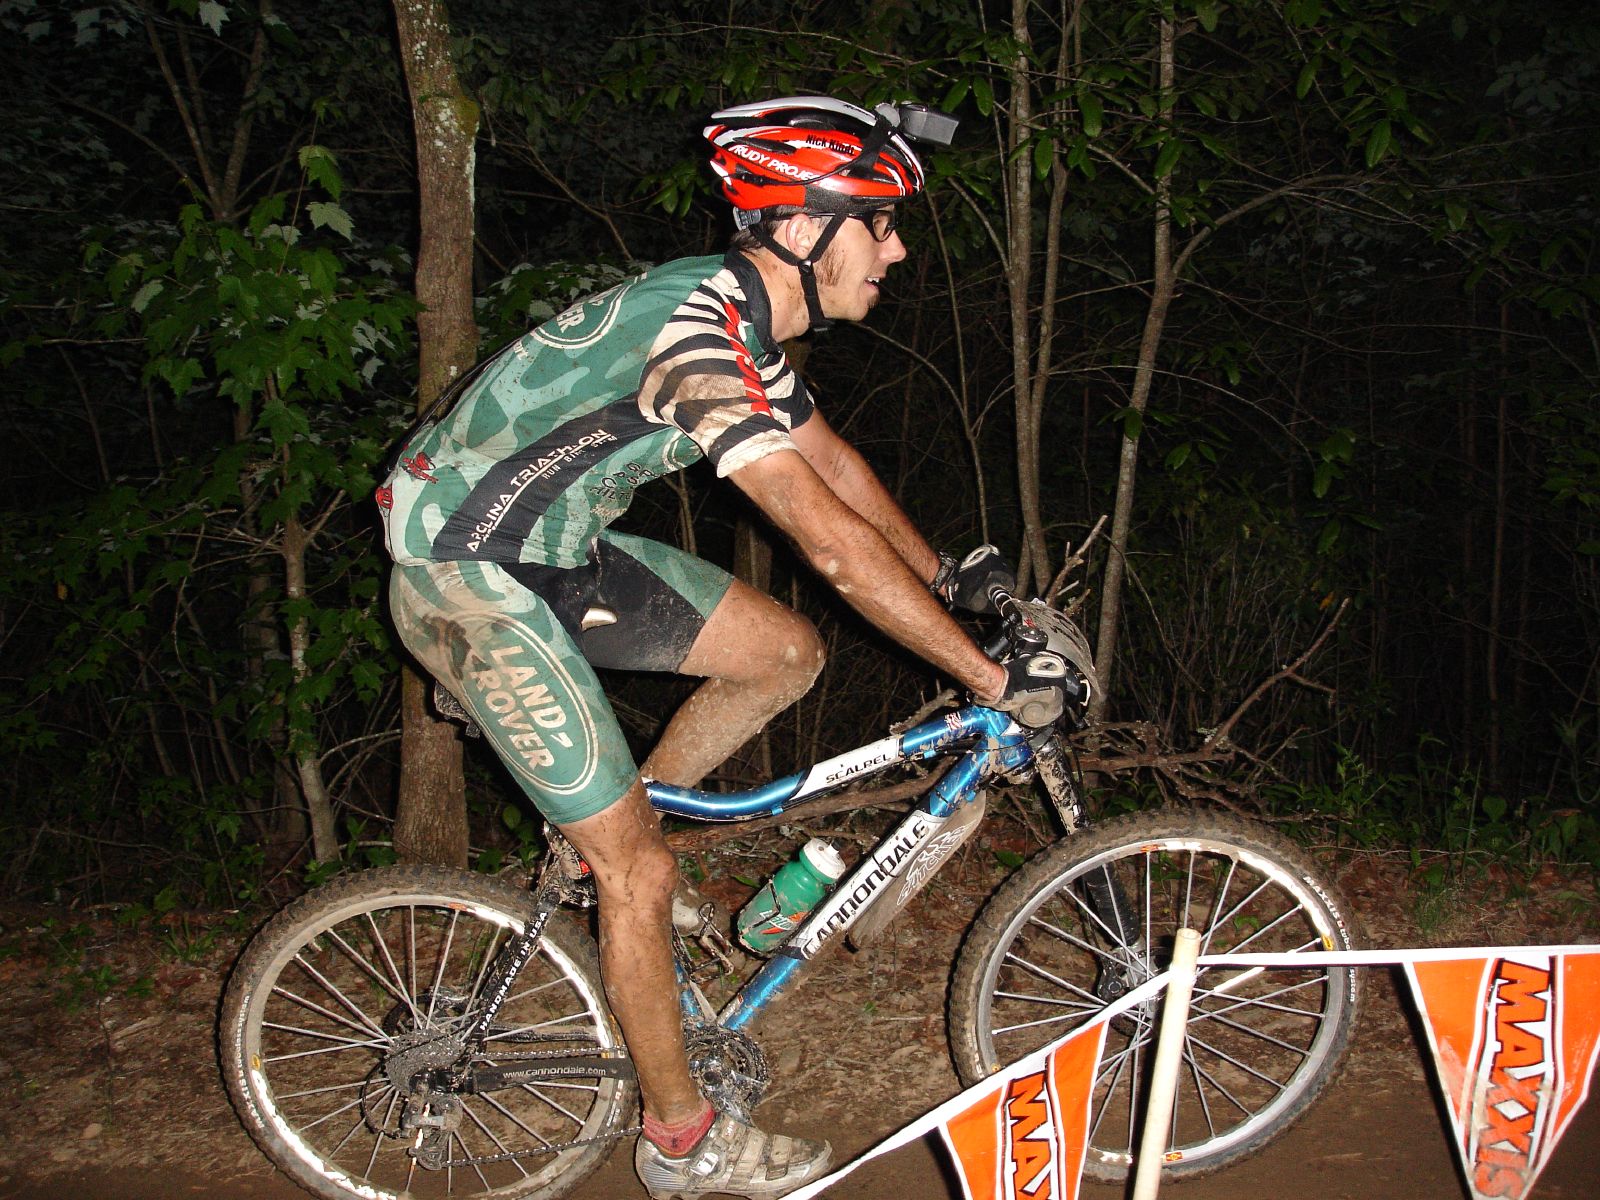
[638,284,804,478]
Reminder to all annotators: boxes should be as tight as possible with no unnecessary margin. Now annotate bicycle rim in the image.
[961,818,1357,1179]
[225,870,630,1200]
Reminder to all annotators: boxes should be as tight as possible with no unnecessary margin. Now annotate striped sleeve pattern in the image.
[638,270,808,477]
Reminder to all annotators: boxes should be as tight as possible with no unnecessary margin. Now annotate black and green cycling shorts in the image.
[389,531,734,825]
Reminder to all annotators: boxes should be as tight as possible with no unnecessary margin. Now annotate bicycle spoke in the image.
[276,1078,370,1102]
[1194,974,1330,1024]
[992,986,1103,1016]
[298,1094,366,1133]
[1184,1029,1291,1092]
[1193,1007,1315,1059]
[365,910,424,1027]
[426,909,462,1025]
[478,1088,559,1147]
[1057,886,1142,972]
[271,983,388,1043]
[1001,950,1106,1007]
[269,1040,395,1064]
[1023,912,1134,971]
[289,952,390,1041]
[322,927,418,1018]
[460,1098,533,1180]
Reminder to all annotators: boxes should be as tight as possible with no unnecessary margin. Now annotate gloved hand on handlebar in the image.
[933,544,1016,615]
[992,651,1078,728]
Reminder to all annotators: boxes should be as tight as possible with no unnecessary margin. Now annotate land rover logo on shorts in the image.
[458,612,600,796]
[531,278,638,351]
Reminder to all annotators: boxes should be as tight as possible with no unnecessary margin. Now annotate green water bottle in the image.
[735,839,847,955]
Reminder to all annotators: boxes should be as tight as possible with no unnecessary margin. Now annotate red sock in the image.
[643,1100,715,1157]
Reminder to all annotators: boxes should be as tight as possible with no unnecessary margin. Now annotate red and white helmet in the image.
[704,96,929,225]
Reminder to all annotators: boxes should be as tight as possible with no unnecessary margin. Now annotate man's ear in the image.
[779,213,822,260]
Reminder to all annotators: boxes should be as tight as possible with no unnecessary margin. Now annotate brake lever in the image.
[988,588,1047,658]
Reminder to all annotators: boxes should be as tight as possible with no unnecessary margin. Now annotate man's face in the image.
[813,211,907,322]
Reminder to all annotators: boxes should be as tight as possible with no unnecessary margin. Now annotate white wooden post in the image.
[1130,927,1202,1200]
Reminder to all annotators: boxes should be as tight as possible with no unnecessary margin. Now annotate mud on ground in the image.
[0,823,1596,1199]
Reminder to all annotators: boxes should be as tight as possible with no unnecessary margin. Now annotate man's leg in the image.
[554,779,704,1124]
[642,578,825,788]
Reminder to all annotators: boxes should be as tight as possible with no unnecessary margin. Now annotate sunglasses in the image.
[848,208,900,242]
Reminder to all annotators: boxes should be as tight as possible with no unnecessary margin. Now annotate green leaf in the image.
[972,77,994,117]
[130,281,165,314]
[1312,461,1335,498]
[1364,120,1392,168]
[298,145,344,201]
[307,202,354,240]
[1080,93,1103,138]
[1195,0,1220,33]
[1320,428,1356,462]
[1285,0,1324,27]
[1032,134,1052,179]
[1154,139,1182,179]
[196,1,227,35]
[1165,443,1192,470]
[1296,58,1320,100]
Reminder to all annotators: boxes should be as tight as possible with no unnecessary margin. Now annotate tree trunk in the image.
[282,513,340,863]
[1006,0,1047,592]
[1090,15,1176,722]
[391,0,478,866]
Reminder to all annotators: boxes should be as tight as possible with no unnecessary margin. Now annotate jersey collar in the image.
[724,250,782,356]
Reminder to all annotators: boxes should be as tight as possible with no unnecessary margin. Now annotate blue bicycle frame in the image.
[644,704,1034,1032]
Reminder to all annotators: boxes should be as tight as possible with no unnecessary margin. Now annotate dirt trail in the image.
[1,851,1595,1200]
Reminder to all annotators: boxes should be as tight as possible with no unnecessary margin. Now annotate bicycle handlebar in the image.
[983,587,1094,729]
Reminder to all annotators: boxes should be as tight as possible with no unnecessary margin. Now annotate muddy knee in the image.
[598,836,677,920]
[772,614,825,698]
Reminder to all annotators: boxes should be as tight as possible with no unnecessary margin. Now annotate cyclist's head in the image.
[704,95,927,227]
[704,95,957,331]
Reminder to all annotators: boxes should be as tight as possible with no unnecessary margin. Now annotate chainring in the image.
[683,1023,770,1123]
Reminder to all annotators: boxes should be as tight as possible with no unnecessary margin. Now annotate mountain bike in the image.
[220,594,1362,1200]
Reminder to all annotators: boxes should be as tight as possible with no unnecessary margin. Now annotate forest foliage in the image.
[1,0,1597,904]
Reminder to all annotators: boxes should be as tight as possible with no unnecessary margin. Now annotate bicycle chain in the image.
[435,1119,643,1169]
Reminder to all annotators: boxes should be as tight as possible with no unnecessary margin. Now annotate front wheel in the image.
[949,812,1361,1182]
[220,865,635,1200]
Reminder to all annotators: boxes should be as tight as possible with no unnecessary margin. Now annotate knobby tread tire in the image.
[948,811,1362,1182]
[219,865,633,1200]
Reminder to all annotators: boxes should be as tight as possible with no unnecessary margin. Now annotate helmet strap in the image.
[751,212,848,334]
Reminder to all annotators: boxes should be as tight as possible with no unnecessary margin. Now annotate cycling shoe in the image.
[635,1111,832,1199]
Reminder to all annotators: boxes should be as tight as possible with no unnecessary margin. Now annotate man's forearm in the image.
[735,451,1005,701]
[801,430,939,583]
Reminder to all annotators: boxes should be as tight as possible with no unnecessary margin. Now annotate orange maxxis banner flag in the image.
[1406,950,1600,1200]
[782,945,1600,1200]
[938,1020,1108,1200]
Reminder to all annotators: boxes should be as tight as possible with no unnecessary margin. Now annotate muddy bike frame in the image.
[432,698,1057,1110]
[646,702,1039,1030]
[455,594,1095,1070]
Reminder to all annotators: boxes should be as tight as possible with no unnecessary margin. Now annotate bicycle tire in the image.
[948,812,1361,1182]
[220,865,635,1200]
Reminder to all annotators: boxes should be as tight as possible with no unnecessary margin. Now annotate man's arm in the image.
[788,409,941,586]
[729,448,1007,703]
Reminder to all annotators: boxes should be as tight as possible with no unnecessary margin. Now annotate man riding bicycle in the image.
[378,95,1071,1199]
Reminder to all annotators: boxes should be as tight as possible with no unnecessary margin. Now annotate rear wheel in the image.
[949,812,1360,1181]
[220,866,634,1200]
